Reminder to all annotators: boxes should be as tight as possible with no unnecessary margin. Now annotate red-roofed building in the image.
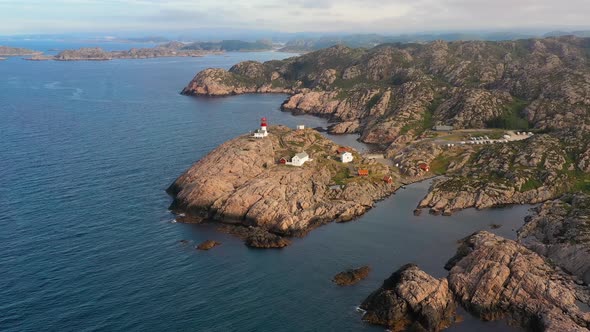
[358,169,369,177]
[336,147,350,154]
[418,163,430,172]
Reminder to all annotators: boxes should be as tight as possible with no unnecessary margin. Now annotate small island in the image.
[167,122,396,247]
[0,46,42,56]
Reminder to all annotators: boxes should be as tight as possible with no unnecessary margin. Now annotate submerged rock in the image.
[360,264,457,332]
[196,240,221,250]
[244,230,290,249]
[332,266,370,286]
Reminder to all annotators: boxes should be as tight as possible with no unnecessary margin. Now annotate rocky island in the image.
[0,45,42,56]
[167,125,395,247]
[362,232,590,331]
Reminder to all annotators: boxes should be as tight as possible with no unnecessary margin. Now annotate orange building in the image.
[358,169,369,176]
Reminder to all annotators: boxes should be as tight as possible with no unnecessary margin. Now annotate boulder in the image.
[332,266,370,286]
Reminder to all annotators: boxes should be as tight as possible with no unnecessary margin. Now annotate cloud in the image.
[0,0,589,34]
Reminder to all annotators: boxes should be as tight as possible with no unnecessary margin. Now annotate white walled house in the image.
[340,152,353,163]
[296,124,305,130]
[289,152,309,166]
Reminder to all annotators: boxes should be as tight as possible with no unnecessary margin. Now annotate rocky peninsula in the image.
[181,36,590,215]
[167,125,395,247]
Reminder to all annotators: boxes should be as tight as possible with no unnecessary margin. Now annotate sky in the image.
[0,0,589,35]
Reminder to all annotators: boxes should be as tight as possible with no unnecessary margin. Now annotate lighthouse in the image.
[260,117,268,136]
[253,117,269,138]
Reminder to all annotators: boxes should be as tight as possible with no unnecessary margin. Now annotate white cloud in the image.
[0,0,589,34]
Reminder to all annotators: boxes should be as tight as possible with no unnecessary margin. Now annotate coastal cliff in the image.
[167,126,395,246]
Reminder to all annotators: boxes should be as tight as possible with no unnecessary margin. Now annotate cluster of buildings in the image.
[251,118,395,183]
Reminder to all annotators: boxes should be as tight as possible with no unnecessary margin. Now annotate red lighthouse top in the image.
[261,117,267,127]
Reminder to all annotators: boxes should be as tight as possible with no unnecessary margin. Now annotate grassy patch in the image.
[332,166,350,185]
[430,155,453,175]
[486,98,531,130]
[519,177,543,192]
[366,92,382,110]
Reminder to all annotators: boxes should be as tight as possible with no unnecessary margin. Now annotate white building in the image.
[296,124,305,130]
[340,152,353,163]
[290,152,309,166]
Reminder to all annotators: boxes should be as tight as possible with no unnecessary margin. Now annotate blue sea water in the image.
[1,48,529,331]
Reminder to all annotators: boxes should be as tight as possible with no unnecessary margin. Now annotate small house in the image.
[340,152,354,163]
[418,163,430,172]
[279,157,288,165]
[296,124,305,130]
[290,152,309,167]
[383,175,393,184]
[358,169,369,177]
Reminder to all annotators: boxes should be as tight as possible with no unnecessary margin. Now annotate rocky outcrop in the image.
[519,194,590,283]
[363,232,590,331]
[360,264,457,332]
[168,126,395,246]
[196,240,221,250]
[244,229,291,248]
[446,231,590,331]
[332,266,370,286]
[417,134,569,215]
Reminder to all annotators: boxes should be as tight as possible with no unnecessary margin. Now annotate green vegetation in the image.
[332,167,350,185]
[519,177,543,192]
[486,98,531,130]
[430,155,453,175]
[365,93,382,110]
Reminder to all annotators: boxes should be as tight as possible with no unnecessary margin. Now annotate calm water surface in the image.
[1,49,528,331]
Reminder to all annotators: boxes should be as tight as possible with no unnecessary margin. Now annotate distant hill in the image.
[279,32,553,52]
[182,39,273,52]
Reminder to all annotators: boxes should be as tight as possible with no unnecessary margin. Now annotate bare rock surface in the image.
[196,240,221,250]
[168,126,395,246]
[360,264,457,332]
[446,231,590,331]
[519,194,590,283]
[332,266,370,286]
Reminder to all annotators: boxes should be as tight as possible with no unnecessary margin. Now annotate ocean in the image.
[0,44,527,331]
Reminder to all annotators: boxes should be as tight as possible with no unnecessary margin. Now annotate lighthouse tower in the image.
[253,117,269,138]
[260,117,268,137]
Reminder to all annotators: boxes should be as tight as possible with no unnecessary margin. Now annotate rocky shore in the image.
[362,232,590,331]
[519,193,590,284]
[180,36,590,216]
[167,125,396,246]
